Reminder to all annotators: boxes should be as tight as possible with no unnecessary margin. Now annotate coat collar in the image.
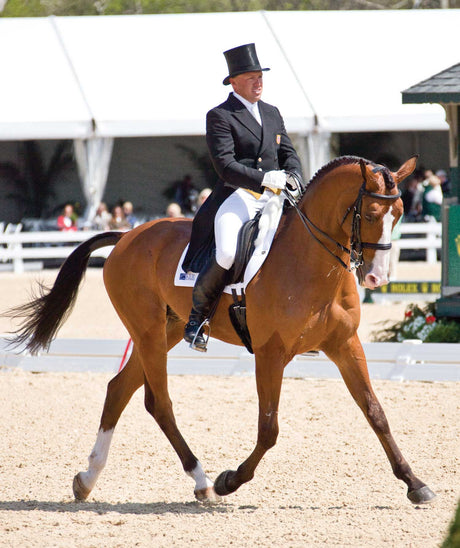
[227,93,262,139]
[225,93,276,156]
[258,100,275,156]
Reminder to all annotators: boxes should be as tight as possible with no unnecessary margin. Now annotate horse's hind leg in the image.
[140,312,220,503]
[325,335,435,504]
[143,379,219,502]
[73,347,144,501]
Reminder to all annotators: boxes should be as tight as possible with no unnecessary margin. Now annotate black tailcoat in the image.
[182,93,302,272]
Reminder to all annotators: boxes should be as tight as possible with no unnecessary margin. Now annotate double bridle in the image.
[284,166,401,272]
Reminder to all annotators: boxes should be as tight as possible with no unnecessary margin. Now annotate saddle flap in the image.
[228,211,261,285]
[175,192,285,297]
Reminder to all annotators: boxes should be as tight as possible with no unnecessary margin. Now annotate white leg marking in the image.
[187,461,214,491]
[78,428,114,491]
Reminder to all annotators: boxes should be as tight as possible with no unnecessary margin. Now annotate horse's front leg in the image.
[214,347,285,496]
[324,334,436,504]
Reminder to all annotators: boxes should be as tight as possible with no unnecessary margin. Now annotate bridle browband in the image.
[284,164,401,272]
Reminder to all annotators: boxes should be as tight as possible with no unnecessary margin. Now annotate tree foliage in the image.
[2,0,459,17]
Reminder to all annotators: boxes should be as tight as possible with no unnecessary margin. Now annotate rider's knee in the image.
[215,251,233,271]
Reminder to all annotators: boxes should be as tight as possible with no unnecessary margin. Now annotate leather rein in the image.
[283,167,401,272]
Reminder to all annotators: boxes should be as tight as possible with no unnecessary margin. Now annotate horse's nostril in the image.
[365,272,389,288]
[365,273,379,287]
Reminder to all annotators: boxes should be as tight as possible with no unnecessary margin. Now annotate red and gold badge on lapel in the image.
[276,134,281,145]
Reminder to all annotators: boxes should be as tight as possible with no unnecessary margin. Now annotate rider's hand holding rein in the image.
[261,170,287,192]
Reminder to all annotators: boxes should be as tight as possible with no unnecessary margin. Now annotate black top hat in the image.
[222,43,270,86]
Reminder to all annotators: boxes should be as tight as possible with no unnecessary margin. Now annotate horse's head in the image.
[291,155,416,290]
[351,156,417,289]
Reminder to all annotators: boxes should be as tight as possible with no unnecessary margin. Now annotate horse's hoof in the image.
[73,473,91,501]
[408,485,436,504]
[214,470,238,497]
[194,486,222,504]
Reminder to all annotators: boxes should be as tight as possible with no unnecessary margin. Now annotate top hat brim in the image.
[223,67,270,86]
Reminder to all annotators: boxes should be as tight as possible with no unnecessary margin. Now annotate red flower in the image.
[404,310,413,318]
[425,315,436,324]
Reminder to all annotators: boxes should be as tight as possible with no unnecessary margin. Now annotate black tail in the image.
[4,231,124,355]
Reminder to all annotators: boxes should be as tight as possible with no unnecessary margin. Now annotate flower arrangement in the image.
[372,302,460,343]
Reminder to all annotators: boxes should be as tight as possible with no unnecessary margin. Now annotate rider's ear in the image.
[393,155,419,185]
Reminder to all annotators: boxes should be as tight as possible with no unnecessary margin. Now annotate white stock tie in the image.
[249,102,262,126]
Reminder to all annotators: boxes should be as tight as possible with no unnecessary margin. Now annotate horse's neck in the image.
[292,181,348,253]
[270,174,357,292]
[302,179,347,241]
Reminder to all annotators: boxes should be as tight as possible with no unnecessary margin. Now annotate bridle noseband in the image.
[284,166,401,272]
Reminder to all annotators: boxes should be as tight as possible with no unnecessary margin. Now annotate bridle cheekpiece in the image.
[283,162,401,272]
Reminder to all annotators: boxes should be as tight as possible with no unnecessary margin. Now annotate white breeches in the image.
[214,187,272,270]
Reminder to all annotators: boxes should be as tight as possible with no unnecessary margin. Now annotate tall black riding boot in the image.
[184,256,228,352]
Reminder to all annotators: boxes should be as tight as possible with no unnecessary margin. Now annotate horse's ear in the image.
[393,155,418,185]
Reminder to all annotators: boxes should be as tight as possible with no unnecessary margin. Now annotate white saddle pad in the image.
[174,192,285,295]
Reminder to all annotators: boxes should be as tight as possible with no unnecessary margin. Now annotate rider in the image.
[182,43,304,351]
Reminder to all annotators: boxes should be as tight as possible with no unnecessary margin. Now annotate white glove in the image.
[261,170,287,190]
[285,172,303,201]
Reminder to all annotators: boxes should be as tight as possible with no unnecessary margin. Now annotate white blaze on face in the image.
[364,208,395,289]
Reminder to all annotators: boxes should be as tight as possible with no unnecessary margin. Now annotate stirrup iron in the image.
[189,318,210,352]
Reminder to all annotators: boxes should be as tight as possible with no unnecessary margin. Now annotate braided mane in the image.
[308,156,395,190]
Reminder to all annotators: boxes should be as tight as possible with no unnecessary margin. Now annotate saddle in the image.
[183,213,261,354]
[178,181,304,354]
[183,211,261,285]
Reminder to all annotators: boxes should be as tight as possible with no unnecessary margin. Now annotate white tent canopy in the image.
[0,17,93,140]
[54,12,317,138]
[1,10,459,219]
[265,9,459,132]
[1,9,458,141]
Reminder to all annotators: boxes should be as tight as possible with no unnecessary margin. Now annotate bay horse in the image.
[7,156,435,505]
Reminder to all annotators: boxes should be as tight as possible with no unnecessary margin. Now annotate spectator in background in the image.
[123,201,138,228]
[93,202,112,231]
[401,177,422,221]
[109,204,131,230]
[196,188,212,211]
[166,202,183,218]
[57,203,78,231]
[422,175,443,222]
[423,168,434,183]
[174,175,199,215]
[436,169,451,197]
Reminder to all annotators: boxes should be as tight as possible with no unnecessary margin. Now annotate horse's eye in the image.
[364,214,373,222]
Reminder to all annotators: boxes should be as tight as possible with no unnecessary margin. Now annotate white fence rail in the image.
[0,338,458,382]
[0,221,442,274]
[398,222,441,264]
[0,229,114,273]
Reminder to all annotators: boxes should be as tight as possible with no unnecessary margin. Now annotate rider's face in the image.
[230,71,263,103]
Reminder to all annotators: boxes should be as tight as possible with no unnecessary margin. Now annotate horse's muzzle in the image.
[363,271,389,289]
[356,263,389,289]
